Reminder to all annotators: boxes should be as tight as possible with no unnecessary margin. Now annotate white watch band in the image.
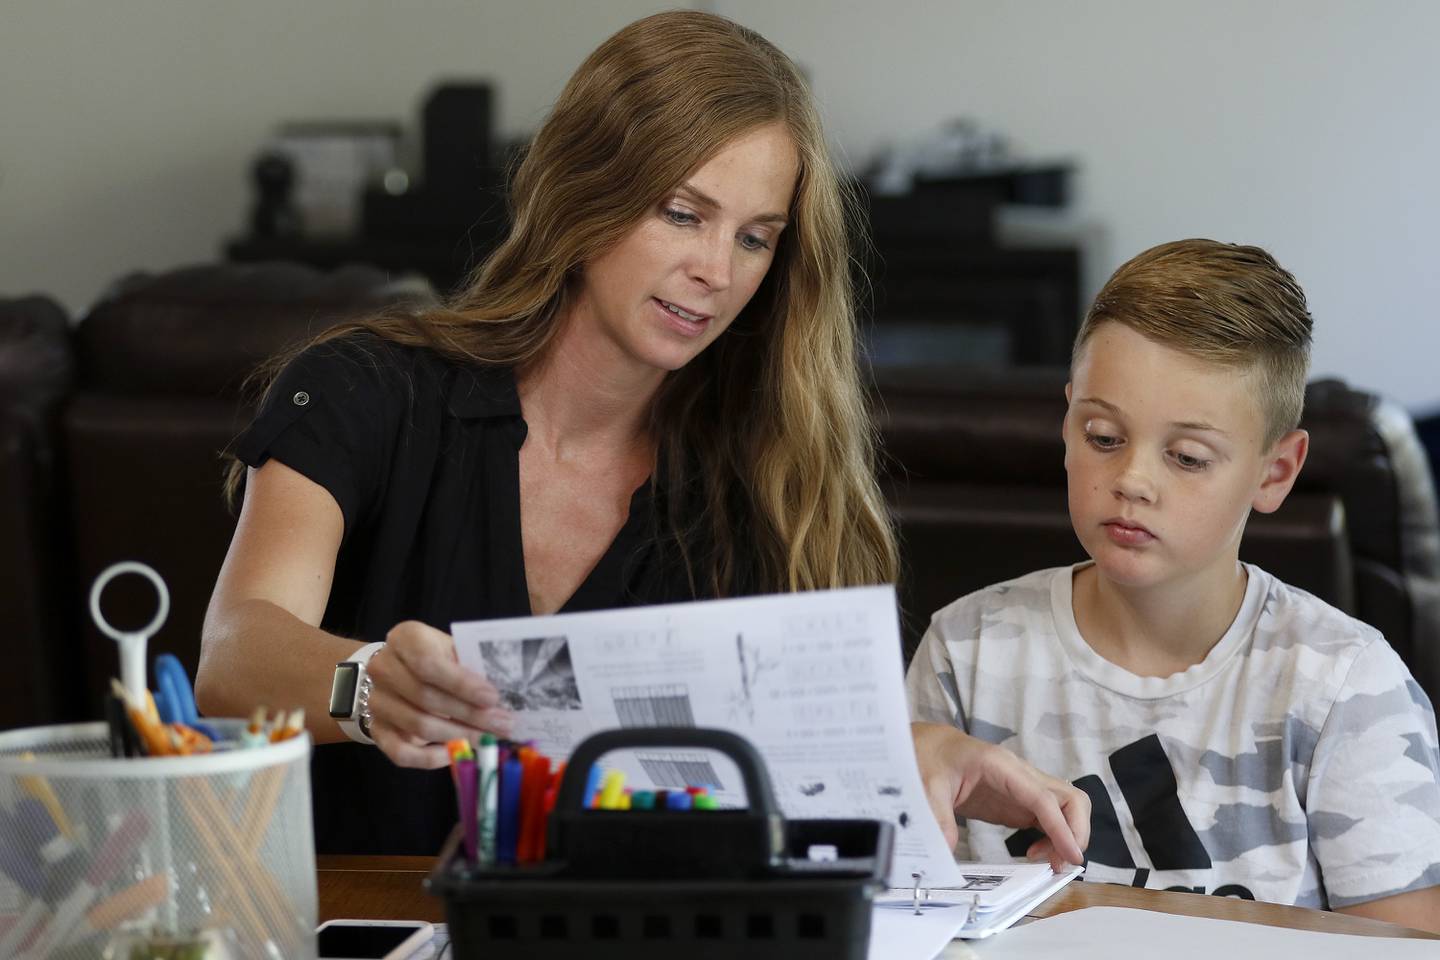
[337,641,385,745]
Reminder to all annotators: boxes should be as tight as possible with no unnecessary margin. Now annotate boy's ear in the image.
[1253,429,1309,514]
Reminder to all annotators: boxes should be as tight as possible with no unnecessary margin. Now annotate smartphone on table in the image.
[316,919,434,959]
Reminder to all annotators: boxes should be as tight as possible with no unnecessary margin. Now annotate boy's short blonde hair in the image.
[1074,239,1313,448]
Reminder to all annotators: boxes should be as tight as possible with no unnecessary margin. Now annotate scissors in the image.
[90,561,221,748]
[152,653,221,741]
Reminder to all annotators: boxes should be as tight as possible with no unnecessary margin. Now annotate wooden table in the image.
[317,855,1439,941]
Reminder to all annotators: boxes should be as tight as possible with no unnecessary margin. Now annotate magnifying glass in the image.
[89,561,170,707]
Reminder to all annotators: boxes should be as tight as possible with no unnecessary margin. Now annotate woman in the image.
[197,10,1087,863]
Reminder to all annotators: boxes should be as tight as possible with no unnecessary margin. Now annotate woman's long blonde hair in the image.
[231,10,897,595]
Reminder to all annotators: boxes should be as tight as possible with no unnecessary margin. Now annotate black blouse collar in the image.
[445,362,522,420]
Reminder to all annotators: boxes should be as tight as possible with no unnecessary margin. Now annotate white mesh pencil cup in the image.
[0,720,316,960]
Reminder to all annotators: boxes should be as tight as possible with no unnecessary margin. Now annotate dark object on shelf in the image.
[423,83,494,193]
[862,246,1080,367]
[231,97,1079,353]
[912,164,1069,207]
[853,167,1081,367]
[248,151,300,239]
[231,83,506,295]
[859,166,1070,251]
[364,82,505,252]
[361,183,508,256]
[355,82,506,283]
[428,727,891,960]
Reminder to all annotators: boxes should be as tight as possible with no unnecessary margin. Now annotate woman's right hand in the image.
[365,620,514,769]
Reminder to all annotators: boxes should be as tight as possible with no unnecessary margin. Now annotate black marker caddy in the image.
[427,726,893,960]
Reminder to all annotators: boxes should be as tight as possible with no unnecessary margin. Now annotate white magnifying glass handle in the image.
[89,561,170,706]
[114,632,148,707]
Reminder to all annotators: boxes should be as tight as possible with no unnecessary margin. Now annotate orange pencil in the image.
[126,706,172,755]
[110,679,169,755]
[270,709,305,743]
[84,874,168,931]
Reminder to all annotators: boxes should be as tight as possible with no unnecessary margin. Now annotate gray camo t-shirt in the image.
[906,562,1440,908]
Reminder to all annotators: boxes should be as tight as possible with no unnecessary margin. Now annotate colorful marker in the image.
[581,764,603,810]
[477,734,499,866]
[497,756,523,865]
[598,770,627,810]
[457,758,478,862]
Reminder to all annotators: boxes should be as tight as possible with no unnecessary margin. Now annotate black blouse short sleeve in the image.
[234,335,405,539]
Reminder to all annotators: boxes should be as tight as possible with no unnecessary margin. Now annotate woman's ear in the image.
[1252,429,1309,514]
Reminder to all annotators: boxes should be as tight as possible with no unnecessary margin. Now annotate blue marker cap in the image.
[582,763,602,810]
[665,791,693,811]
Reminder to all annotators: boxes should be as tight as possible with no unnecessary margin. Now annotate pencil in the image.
[240,766,286,852]
[83,873,168,932]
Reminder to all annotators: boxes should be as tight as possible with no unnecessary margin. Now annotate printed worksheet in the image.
[452,585,963,886]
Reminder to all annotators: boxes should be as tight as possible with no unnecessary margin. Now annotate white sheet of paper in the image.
[452,585,962,886]
[870,901,973,960]
[966,907,1440,959]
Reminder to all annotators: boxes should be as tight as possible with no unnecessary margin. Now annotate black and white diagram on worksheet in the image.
[451,585,964,886]
[477,636,582,711]
[612,683,695,727]
[634,751,724,790]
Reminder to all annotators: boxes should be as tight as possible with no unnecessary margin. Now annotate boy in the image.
[907,240,1440,931]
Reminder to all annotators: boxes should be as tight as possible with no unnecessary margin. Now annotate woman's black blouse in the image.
[234,334,706,854]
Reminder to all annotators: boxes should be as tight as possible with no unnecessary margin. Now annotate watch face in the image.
[329,662,360,719]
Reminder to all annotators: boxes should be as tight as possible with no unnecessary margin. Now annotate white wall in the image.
[716,0,1440,411]
[4,1,1439,410]
[0,0,676,314]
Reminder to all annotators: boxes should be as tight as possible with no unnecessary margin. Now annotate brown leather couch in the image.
[875,366,1440,701]
[0,295,77,728]
[0,263,433,728]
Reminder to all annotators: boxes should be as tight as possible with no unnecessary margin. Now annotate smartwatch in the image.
[329,642,384,744]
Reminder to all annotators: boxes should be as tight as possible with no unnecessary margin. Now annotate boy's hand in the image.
[912,721,1090,872]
